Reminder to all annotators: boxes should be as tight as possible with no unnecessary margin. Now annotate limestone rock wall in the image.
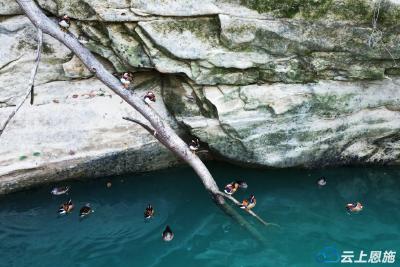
[1,0,400,192]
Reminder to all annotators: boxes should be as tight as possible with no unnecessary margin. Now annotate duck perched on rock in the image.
[51,186,70,196]
[144,92,156,104]
[241,195,256,210]
[58,199,74,215]
[78,35,89,44]
[189,138,200,152]
[162,226,174,242]
[346,202,363,213]
[58,15,70,31]
[120,72,133,89]
[79,204,93,218]
[144,205,154,219]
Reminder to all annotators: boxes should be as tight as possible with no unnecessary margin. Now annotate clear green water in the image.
[0,163,399,267]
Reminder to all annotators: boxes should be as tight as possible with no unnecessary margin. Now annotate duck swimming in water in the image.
[236,181,248,189]
[317,177,327,187]
[189,138,200,152]
[162,226,174,242]
[346,202,363,213]
[120,72,132,89]
[58,199,74,215]
[241,195,256,210]
[144,205,154,219]
[58,15,70,31]
[144,91,156,104]
[79,204,93,218]
[51,186,70,196]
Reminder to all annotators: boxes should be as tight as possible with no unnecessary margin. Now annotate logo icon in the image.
[316,246,340,263]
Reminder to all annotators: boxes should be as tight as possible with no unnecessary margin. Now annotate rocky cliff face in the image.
[1,0,400,193]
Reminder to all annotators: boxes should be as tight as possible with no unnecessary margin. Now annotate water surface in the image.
[0,163,399,266]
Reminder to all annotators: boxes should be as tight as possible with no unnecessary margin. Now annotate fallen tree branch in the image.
[124,116,278,228]
[219,202,267,243]
[0,28,43,138]
[16,0,274,232]
[218,191,279,227]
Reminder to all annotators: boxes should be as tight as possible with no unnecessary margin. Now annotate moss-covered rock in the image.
[240,0,400,24]
[172,78,400,167]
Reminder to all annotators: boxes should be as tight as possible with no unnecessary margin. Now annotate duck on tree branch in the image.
[14,0,275,238]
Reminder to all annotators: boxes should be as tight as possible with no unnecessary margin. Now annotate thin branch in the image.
[0,28,43,138]
[122,116,156,136]
[122,116,167,148]
[218,202,268,244]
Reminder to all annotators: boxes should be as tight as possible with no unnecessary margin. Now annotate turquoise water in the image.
[0,163,399,267]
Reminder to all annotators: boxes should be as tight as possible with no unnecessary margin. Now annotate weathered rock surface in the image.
[168,78,400,167]
[1,0,400,192]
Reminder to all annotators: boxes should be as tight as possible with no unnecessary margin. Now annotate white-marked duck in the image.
[51,186,70,196]
[120,72,132,89]
[144,204,154,219]
[224,182,239,195]
[224,180,247,195]
[189,138,200,152]
[162,226,174,242]
[78,35,89,44]
[346,202,363,213]
[144,91,156,104]
[317,177,327,187]
[58,15,70,31]
[79,203,93,218]
[241,195,256,210]
[58,199,74,215]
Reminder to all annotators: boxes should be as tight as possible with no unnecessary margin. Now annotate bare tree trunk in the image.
[0,28,42,138]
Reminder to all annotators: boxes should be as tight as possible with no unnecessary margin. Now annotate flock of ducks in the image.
[50,176,363,244]
[223,181,256,210]
[223,177,363,213]
[57,15,363,238]
[52,186,94,217]
[51,186,174,241]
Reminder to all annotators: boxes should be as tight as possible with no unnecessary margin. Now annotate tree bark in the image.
[0,28,42,138]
